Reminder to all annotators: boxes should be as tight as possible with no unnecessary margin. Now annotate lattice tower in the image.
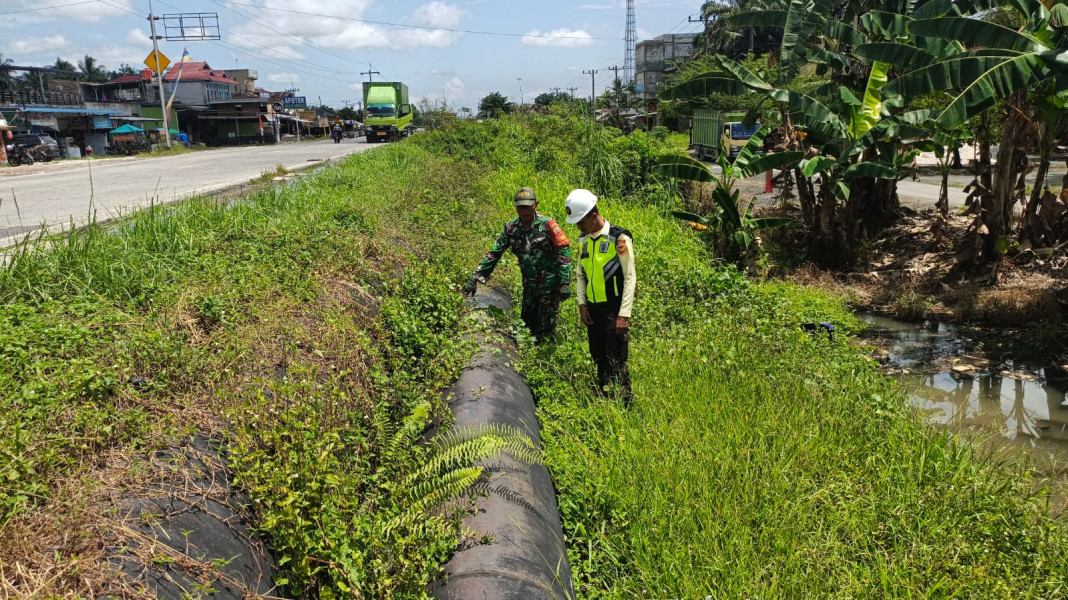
[624,0,636,83]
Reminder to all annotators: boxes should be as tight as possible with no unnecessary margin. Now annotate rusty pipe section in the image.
[431,289,575,600]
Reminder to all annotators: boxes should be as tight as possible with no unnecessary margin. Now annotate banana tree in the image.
[652,127,802,268]
[879,0,1068,260]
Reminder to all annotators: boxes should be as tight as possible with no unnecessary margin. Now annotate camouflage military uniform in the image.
[468,214,572,339]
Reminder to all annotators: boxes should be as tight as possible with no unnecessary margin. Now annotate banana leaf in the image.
[769,89,848,144]
[747,217,796,230]
[739,151,805,178]
[651,155,717,183]
[850,62,890,139]
[843,161,898,179]
[909,17,1047,52]
[714,56,775,91]
[861,11,912,40]
[823,20,867,46]
[883,54,1045,112]
[658,76,757,100]
[854,43,937,69]
[731,127,769,175]
[780,0,839,81]
[801,156,838,176]
[671,210,709,224]
[809,47,848,69]
[912,0,954,19]
[930,55,1049,128]
[723,10,788,29]
[713,187,743,229]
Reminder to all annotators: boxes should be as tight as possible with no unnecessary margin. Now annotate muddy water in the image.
[858,313,1068,511]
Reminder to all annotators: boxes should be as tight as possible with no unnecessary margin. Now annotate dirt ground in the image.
[735,175,1068,367]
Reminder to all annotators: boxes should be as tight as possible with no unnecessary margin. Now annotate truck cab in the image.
[722,121,762,159]
[363,82,413,142]
[691,110,761,161]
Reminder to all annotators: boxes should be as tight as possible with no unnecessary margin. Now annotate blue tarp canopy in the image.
[109,124,144,134]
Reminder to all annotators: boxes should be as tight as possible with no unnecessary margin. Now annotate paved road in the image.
[0,138,375,247]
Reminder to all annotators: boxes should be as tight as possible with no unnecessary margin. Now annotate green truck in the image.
[692,110,761,161]
[363,82,414,142]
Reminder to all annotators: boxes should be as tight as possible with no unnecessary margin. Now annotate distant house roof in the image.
[106,68,153,85]
[163,62,239,85]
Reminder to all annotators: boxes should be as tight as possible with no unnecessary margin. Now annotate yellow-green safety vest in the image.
[580,224,630,307]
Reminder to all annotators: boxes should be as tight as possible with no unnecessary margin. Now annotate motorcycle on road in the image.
[331,127,343,144]
[5,143,36,166]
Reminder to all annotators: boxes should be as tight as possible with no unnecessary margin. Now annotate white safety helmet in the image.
[564,189,597,224]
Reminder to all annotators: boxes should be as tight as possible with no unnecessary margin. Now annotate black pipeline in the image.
[431,289,575,600]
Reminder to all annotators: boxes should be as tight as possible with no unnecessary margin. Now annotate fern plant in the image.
[230,385,542,599]
[382,402,543,535]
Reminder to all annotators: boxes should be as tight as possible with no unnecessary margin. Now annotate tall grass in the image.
[0,141,519,596]
[413,115,1068,598]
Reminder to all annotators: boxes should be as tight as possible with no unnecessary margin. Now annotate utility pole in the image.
[607,65,623,106]
[516,77,524,106]
[551,87,562,96]
[567,86,578,99]
[147,0,171,148]
[361,65,380,82]
[583,69,597,115]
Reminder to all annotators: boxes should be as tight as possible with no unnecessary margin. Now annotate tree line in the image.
[653,0,1068,269]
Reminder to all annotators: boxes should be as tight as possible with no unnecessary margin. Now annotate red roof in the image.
[163,62,238,85]
[107,68,153,84]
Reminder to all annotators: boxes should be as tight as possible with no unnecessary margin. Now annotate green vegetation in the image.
[4,104,1068,597]
[412,114,1068,598]
[0,139,533,596]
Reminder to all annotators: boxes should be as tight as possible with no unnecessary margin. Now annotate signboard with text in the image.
[93,115,112,129]
[283,96,307,109]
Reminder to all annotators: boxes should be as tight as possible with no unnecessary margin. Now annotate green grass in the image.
[5,111,1068,598]
[412,115,1068,598]
[0,141,521,596]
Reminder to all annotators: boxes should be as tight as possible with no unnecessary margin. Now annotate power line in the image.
[0,0,96,15]
[224,1,625,40]
[146,0,366,78]
[206,0,370,69]
[361,66,381,82]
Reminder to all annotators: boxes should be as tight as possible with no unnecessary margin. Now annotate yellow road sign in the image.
[144,50,171,75]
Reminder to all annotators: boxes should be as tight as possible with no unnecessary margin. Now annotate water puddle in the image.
[858,313,1068,511]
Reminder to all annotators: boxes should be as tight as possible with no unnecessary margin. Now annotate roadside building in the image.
[1,68,139,157]
[634,33,695,128]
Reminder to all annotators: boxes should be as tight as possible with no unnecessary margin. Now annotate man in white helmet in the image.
[565,189,635,407]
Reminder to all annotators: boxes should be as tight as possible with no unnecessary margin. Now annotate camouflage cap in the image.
[514,187,537,207]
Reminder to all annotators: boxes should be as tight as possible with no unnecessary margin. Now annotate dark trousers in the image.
[521,293,562,340]
[586,302,631,403]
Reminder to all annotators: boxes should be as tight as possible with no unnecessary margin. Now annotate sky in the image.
[0,0,704,111]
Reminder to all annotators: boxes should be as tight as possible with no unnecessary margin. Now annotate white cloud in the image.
[123,28,153,48]
[521,29,595,48]
[442,76,467,101]
[636,27,653,41]
[267,72,301,84]
[88,44,154,70]
[410,2,464,28]
[6,34,73,55]
[225,0,464,55]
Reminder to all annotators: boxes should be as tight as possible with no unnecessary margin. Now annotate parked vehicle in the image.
[11,133,60,161]
[5,143,35,166]
[691,110,760,161]
[363,82,413,143]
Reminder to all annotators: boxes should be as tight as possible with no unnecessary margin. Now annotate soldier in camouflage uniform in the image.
[462,187,573,339]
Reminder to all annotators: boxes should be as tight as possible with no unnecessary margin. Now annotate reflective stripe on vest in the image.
[580,232,621,304]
